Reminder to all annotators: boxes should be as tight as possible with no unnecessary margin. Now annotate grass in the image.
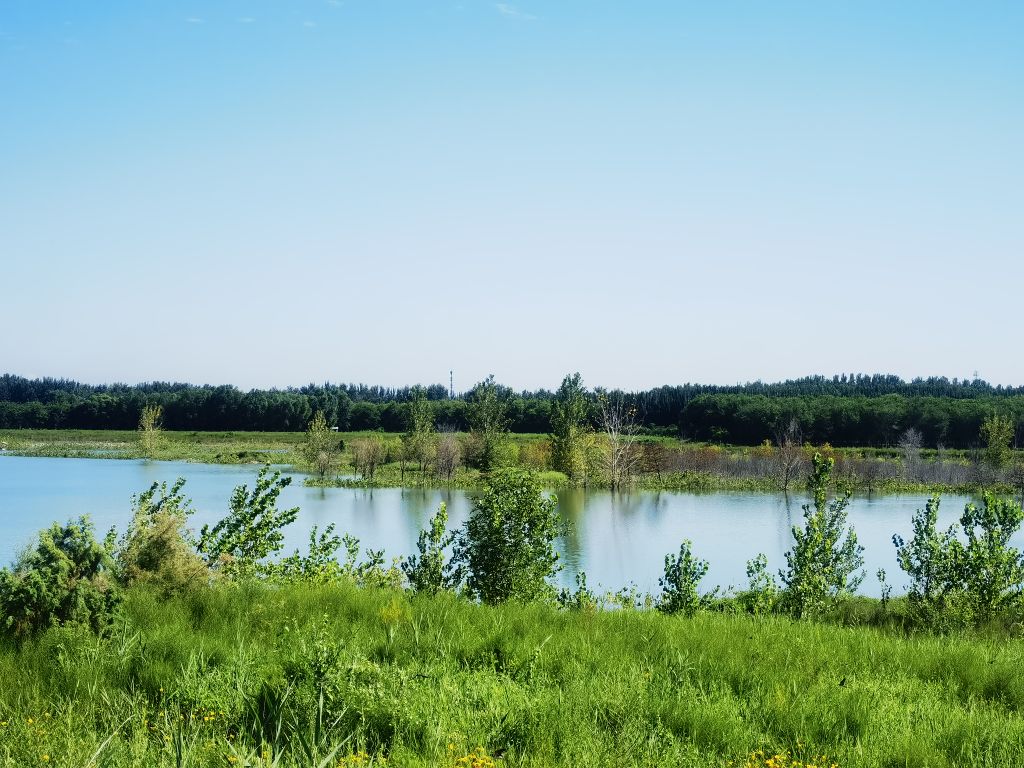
[2,581,1024,766]
[2,429,1020,498]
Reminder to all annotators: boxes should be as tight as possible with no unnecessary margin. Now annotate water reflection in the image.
[0,456,1005,598]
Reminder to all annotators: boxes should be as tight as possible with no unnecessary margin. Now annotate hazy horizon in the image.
[3,2,1021,391]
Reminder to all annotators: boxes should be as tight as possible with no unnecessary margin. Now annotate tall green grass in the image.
[2,581,1023,766]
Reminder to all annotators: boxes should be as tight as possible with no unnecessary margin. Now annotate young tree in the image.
[550,372,590,482]
[780,453,864,618]
[467,375,509,471]
[198,466,299,575]
[402,502,454,594]
[138,403,163,458]
[898,427,923,481]
[434,427,462,485]
[117,478,207,594]
[598,392,641,490]
[302,410,339,481]
[980,413,1014,473]
[771,417,804,494]
[351,435,385,481]
[449,469,561,604]
[658,539,716,616]
[0,516,120,638]
[403,386,435,475]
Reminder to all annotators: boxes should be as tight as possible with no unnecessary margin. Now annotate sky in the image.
[1,1,1022,392]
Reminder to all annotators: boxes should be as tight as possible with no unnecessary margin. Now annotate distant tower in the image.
[450,370,454,399]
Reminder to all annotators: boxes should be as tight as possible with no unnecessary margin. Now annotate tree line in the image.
[1,372,1023,449]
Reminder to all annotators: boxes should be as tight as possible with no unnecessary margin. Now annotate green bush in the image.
[450,468,561,604]
[658,539,716,616]
[116,478,208,594]
[198,465,299,576]
[0,516,120,639]
[402,502,453,594]
[780,453,864,618]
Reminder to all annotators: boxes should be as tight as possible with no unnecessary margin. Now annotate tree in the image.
[302,410,339,481]
[0,516,120,638]
[198,466,299,575]
[467,375,509,471]
[402,503,454,594]
[598,392,641,490]
[771,417,804,493]
[980,412,1014,473]
[434,427,462,485]
[351,435,385,481]
[403,387,435,475]
[658,539,716,615]
[894,494,1024,626]
[138,403,163,458]
[551,373,590,482]
[117,478,207,594]
[780,453,864,618]
[898,427,923,481]
[449,469,561,604]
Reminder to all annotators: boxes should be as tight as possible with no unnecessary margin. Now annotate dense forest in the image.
[1,373,1022,448]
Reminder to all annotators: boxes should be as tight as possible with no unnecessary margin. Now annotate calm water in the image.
[0,455,997,597]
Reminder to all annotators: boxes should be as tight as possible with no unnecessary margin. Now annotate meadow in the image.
[3,581,1024,768]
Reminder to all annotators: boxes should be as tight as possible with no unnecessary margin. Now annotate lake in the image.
[0,455,995,597]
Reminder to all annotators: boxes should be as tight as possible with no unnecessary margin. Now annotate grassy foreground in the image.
[1,581,1023,767]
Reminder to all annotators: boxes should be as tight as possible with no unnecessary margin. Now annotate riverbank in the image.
[1,429,1018,498]
[1,580,1022,767]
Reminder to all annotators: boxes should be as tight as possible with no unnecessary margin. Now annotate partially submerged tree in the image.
[771,417,804,494]
[351,435,386,481]
[434,427,462,485]
[551,372,590,482]
[980,413,1015,473]
[598,392,641,490]
[467,375,510,471]
[898,427,923,481]
[302,410,340,481]
[403,387,435,475]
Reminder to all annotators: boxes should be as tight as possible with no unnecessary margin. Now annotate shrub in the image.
[895,493,1024,627]
[780,453,864,618]
[658,539,716,616]
[198,466,299,576]
[402,502,453,594]
[117,478,208,594]
[0,516,120,638]
[449,468,561,604]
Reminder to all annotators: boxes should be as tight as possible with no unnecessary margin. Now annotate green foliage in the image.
[894,493,1024,628]
[302,410,340,480]
[0,516,120,638]
[198,466,299,575]
[557,571,599,611]
[401,502,453,594]
[116,478,207,594]
[780,453,864,618]
[550,372,590,482]
[450,468,561,604]
[658,539,716,616]
[741,553,779,615]
[403,386,435,474]
[467,374,509,471]
[137,402,163,458]
[275,524,345,583]
[980,412,1015,470]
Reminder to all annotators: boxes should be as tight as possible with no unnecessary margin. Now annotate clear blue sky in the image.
[2,1,1021,391]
